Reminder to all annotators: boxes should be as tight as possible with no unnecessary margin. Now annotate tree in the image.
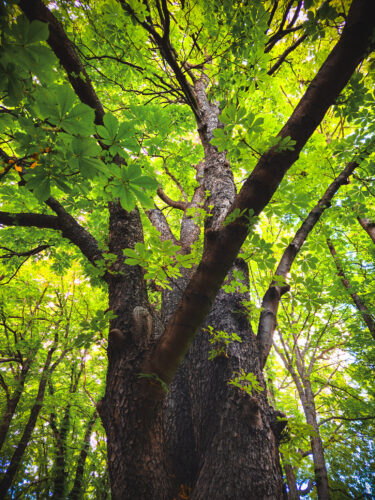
[0,0,374,498]
[0,266,107,498]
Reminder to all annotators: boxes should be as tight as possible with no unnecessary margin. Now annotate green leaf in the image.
[103,113,119,140]
[131,175,157,190]
[119,188,136,212]
[27,20,50,44]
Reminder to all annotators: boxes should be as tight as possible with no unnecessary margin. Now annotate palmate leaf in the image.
[119,188,136,212]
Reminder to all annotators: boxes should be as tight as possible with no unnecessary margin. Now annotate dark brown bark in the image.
[98,205,172,500]
[257,160,358,367]
[15,1,375,499]
[169,263,284,499]
[0,207,102,266]
[19,0,105,124]
[327,239,375,340]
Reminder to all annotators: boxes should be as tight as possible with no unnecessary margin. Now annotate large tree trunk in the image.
[164,262,284,499]
[98,204,173,500]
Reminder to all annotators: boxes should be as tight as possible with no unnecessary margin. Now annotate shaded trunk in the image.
[164,262,284,499]
[283,460,300,500]
[50,399,71,499]
[98,204,172,500]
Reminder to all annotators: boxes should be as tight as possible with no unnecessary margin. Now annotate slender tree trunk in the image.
[0,360,31,452]
[283,460,300,500]
[0,346,59,497]
[327,239,375,339]
[68,411,97,500]
[50,401,70,499]
[301,381,330,500]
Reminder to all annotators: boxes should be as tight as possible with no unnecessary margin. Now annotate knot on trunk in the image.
[132,306,153,347]
[270,409,287,444]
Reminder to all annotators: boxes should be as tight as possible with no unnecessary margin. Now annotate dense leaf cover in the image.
[0,0,374,498]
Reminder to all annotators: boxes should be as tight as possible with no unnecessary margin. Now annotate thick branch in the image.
[147,207,178,243]
[0,211,60,231]
[145,0,375,386]
[327,239,375,340]
[0,208,102,266]
[19,0,105,124]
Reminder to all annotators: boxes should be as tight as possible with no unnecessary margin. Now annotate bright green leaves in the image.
[222,269,248,294]
[24,170,52,202]
[12,16,49,45]
[107,163,157,212]
[211,102,265,159]
[205,325,242,360]
[32,85,95,136]
[123,237,194,289]
[0,16,56,104]
[126,0,149,22]
[97,113,139,159]
[70,137,106,180]
[228,370,264,396]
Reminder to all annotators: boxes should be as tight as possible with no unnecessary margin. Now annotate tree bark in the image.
[357,217,375,244]
[68,411,97,500]
[274,345,330,500]
[302,381,330,500]
[168,262,285,499]
[16,1,375,498]
[282,458,300,500]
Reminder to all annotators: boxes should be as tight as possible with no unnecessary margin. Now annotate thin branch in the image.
[257,160,358,368]
[327,239,375,340]
[157,187,187,210]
